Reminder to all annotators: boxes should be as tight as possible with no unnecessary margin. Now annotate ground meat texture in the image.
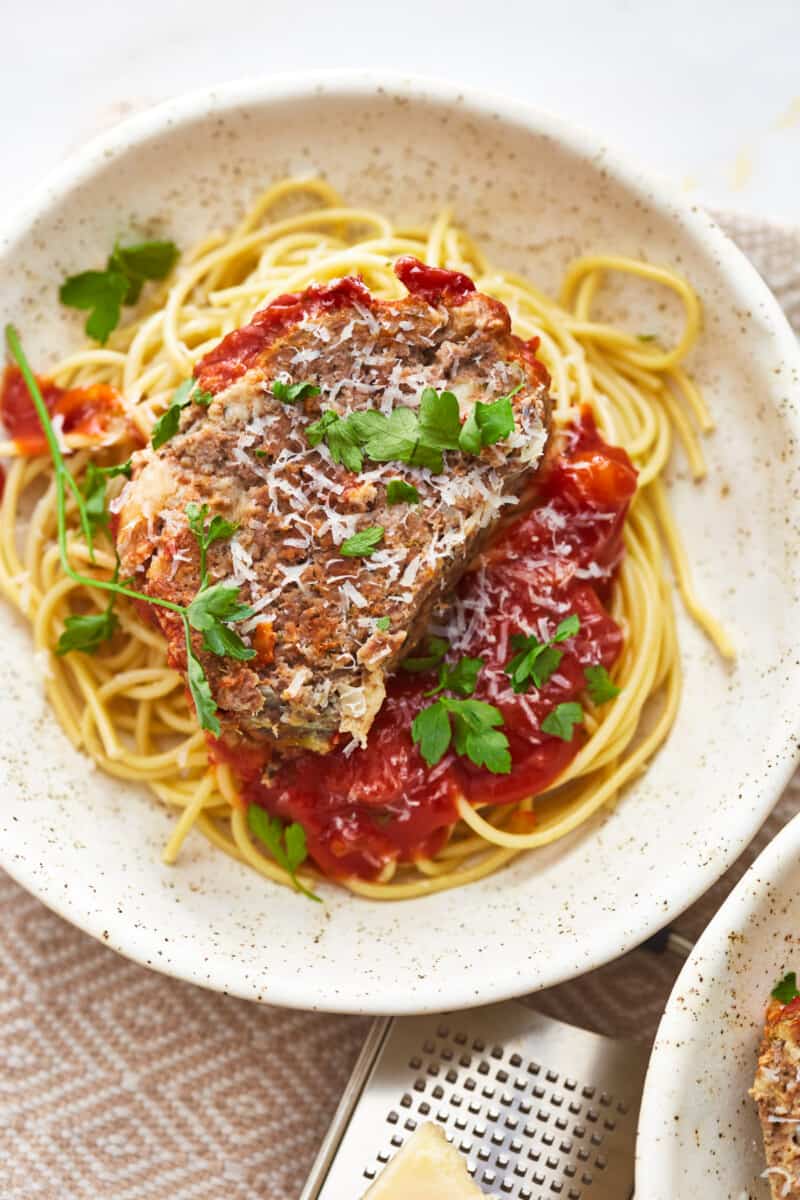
[114,259,552,752]
[751,996,800,1198]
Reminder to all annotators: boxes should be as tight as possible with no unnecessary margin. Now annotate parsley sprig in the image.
[272,379,320,404]
[340,525,384,558]
[504,614,579,694]
[247,805,320,901]
[81,459,132,547]
[584,664,620,705]
[772,971,800,1004]
[60,239,179,343]
[151,379,213,449]
[186,503,238,588]
[306,382,521,476]
[401,635,450,673]
[540,702,584,741]
[411,655,511,774]
[5,325,254,736]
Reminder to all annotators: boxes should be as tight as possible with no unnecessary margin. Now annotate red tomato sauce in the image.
[0,365,122,456]
[196,258,492,396]
[212,411,638,881]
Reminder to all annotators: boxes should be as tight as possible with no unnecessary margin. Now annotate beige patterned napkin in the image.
[1,215,798,1200]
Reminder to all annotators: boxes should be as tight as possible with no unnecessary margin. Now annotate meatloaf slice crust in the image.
[752,994,800,1198]
[114,259,551,751]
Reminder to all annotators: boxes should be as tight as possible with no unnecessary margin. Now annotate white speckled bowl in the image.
[1,72,799,1015]
[637,811,800,1198]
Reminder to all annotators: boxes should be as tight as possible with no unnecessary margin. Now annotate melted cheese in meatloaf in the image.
[114,260,551,751]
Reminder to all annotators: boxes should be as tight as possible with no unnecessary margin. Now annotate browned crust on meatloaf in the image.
[114,273,551,750]
[751,998,800,1198]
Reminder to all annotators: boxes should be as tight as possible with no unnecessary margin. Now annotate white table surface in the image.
[2,0,799,226]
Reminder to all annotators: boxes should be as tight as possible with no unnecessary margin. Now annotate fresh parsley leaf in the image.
[339,525,384,557]
[364,406,441,471]
[186,502,238,587]
[60,240,179,341]
[254,449,268,458]
[554,613,580,641]
[401,635,449,673]
[186,582,254,631]
[412,695,510,773]
[273,379,321,404]
[193,388,213,407]
[461,726,511,773]
[56,607,119,656]
[185,637,220,735]
[200,619,255,661]
[306,410,364,472]
[505,635,562,694]
[59,269,129,345]
[458,380,521,452]
[458,407,482,455]
[247,805,321,902]
[473,393,516,445]
[375,616,391,631]
[426,655,484,698]
[584,664,621,705]
[80,458,133,551]
[386,479,420,505]
[541,702,584,741]
[772,971,800,1004]
[108,239,179,304]
[151,379,206,449]
[411,701,453,767]
[418,387,461,450]
[504,614,580,693]
[346,410,388,441]
[306,410,339,444]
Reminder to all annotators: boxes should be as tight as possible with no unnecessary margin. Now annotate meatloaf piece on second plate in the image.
[752,990,800,1198]
[114,257,552,751]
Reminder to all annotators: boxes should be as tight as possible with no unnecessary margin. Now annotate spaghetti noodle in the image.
[0,178,733,900]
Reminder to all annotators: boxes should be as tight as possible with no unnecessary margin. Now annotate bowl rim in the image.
[635,810,800,1194]
[2,69,800,1014]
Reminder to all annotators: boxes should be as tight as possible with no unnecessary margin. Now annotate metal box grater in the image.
[300,1001,651,1200]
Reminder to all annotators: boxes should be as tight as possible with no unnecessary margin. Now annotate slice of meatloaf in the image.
[751,992,800,1198]
[114,258,551,751]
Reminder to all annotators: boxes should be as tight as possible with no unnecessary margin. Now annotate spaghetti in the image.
[0,178,733,900]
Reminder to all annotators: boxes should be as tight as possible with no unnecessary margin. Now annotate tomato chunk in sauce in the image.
[218,411,637,880]
[0,365,122,456]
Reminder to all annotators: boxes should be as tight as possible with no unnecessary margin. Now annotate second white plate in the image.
[637,808,800,1198]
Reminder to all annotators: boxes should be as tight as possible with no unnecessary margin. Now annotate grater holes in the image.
[371,1028,635,1200]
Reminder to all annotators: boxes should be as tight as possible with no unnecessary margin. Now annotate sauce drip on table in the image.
[213,410,638,880]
